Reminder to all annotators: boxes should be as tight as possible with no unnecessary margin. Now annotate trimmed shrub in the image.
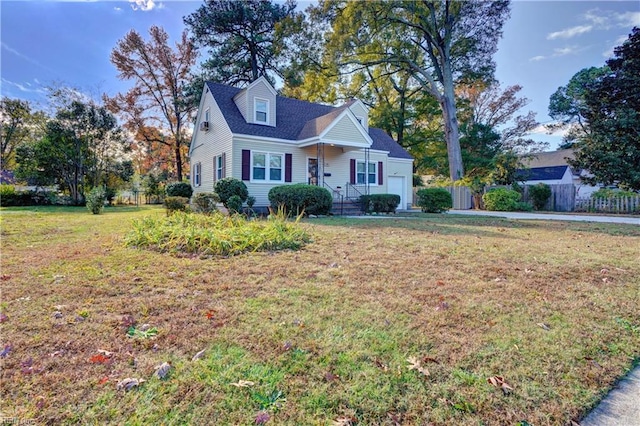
[192,192,220,215]
[529,183,551,210]
[515,201,533,212]
[226,195,243,214]
[86,187,107,214]
[268,184,332,216]
[164,196,190,215]
[416,187,453,213]
[215,177,248,208]
[360,194,401,214]
[246,196,256,209]
[165,181,193,198]
[483,188,521,211]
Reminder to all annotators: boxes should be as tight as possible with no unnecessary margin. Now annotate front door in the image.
[308,158,318,185]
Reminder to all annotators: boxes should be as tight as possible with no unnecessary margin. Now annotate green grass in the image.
[1,206,639,425]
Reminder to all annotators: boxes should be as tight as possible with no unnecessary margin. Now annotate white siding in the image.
[348,102,369,132]
[247,80,276,127]
[232,138,305,207]
[189,91,234,195]
[323,115,370,146]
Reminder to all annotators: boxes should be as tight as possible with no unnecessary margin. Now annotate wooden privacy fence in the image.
[575,196,640,214]
[413,186,473,210]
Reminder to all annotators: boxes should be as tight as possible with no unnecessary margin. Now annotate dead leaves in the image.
[487,376,514,394]
[116,377,145,391]
[154,361,172,379]
[192,349,206,361]
[406,356,430,377]
[230,380,255,388]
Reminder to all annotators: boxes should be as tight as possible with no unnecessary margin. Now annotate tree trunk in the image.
[440,64,464,182]
[175,143,183,182]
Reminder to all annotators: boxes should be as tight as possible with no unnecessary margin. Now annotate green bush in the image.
[215,177,249,208]
[86,187,107,214]
[416,187,453,213]
[514,201,533,212]
[164,196,190,215]
[226,195,243,214]
[268,184,332,216]
[246,196,256,209]
[124,210,310,256]
[528,183,551,210]
[360,194,401,214]
[591,188,637,199]
[165,181,193,198]
[483,188,521,211]
[0,185,56,206]
[192,192,220,215]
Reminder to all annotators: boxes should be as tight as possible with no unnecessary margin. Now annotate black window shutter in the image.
[212,156,217,184]
[378,161,383,185]
[350,159,356,184]
[285,153,292,182]
[241,150,250,181]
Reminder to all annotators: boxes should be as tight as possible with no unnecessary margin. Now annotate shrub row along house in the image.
[188,77,414,212]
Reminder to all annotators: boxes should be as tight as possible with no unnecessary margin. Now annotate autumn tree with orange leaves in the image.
[105,26,197,181]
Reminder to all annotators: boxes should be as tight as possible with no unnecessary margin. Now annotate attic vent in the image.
[200,121,209,131]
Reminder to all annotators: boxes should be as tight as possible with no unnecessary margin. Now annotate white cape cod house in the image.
[188,77,414,211]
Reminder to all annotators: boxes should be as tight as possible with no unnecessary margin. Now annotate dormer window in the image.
[255,98,268,124]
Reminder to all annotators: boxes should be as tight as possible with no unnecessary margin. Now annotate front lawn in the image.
[1,206,638,424]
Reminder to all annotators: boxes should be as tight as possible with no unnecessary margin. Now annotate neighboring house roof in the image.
[515,165,570,181]
[522,149,575,169]
[205,82,412,160]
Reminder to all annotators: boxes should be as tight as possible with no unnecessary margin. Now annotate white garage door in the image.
[387,176,406,210]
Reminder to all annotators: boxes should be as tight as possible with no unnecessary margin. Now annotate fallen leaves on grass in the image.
[230,380,255,388]
[192,349,206,361]
[154,362,171,379]
[205,309,215,320]
[116,377,145,391]
[537,323,551,331]
[126,325,158,339]
[1,344,12,358]
[333,415,357,425]
[406,356,430,377]
[89,354,111,364]
[488,376,514,394]
[255,411,270,424]
[0,313,8,323]
[324,371,339,382]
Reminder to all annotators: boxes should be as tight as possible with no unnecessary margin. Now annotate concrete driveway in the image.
[448,209,640,225]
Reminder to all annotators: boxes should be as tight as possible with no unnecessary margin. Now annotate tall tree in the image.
[0,98,46,170]
[184,0,304,87]
[15,99,125,204]
[548,66,609,148]
[106,26,197,181]
[569,27,640,190]
[310,0,510,181]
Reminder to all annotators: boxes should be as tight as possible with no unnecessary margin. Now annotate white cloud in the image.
[1,78,46,95]
[552,46,578,57]
[1,42,56,73]
[615,11,640,28]
[547,25,593,40]
[129,0,164,11]
[529,55,546,62]
[114,6,122,12]
[531,123,570,138]
[584,9,610,27]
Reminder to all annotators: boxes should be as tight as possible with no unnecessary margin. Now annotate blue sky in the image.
[1,0,639,150]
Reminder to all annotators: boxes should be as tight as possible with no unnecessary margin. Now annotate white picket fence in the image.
[574,196,640,214]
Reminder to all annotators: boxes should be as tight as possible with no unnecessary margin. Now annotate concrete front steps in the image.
[331,200,363,216]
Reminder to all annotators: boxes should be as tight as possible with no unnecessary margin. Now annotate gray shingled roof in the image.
[515,165,570,181]
[206,82,413,160]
